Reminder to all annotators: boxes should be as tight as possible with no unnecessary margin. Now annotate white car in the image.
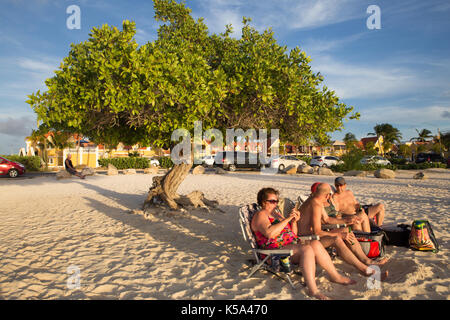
[310,155,342,167]
[201,155,216,166]
[360,156,391,165]
[269,155,306,171]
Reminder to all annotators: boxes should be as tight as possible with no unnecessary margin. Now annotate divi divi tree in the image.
[27,0,358,211]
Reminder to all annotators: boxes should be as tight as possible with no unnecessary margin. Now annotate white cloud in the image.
[18,58,57,74]
[287,0,362,30]
[302,32,366,55]
[361,105,450,124]
[311,55,420,99]
[194,0,363,36]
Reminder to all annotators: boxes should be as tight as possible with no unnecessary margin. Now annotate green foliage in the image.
[389,157,407,165]
[0,155,41,171]
[27,0,357,150]
[396,162,446,170]
[128,151,140,157]
[331,158,446,172]
[157,156,174,168]
[296,155,311,163]
[368,123,402,153]
[441,131,450,150]
[410,128,433,143]
[398,144,412,159]
[98,157,151,169]
[364,141,378,156]
[334,147,365,171]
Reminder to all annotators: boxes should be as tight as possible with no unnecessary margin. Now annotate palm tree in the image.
[343,132,357,145]
[368,123,402,155]
[25,124,52,170]
[410,128,433,143]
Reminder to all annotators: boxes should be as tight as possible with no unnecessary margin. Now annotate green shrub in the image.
[296,156,312,163]
[389,158,407,165]
[128,151,140,157]
[158,156,174,169]
[98,157,151,169]
[336,149,365,171]
[396,162,446,170]
[0,155,41,171]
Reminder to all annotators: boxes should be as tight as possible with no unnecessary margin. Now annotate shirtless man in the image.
[332,177,385,230]
[298,183,388,278]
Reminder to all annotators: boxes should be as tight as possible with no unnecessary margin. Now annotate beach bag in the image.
[353,230,386,258]
[409,220,439,253]
[382,224,411,247]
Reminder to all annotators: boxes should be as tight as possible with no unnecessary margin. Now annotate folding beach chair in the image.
[238,202,319,289]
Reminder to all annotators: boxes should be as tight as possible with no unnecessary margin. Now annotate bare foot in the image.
[330,275,357,286]
[308,290,332,300]
[371,257,389,265]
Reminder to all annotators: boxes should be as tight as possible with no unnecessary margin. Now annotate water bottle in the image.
[280,256,291,273]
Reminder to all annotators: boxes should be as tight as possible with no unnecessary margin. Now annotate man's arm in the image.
[349,191,363,213]
[313,204,337,237]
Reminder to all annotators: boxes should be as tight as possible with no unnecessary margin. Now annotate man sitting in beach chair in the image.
[250,187,356,300]
[298,183,388,279]
[64,154,85,179]
[332,177,385,230]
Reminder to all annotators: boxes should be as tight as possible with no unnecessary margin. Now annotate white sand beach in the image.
[0,169,449,300]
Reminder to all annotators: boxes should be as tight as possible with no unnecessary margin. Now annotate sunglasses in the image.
[265,199,279,204]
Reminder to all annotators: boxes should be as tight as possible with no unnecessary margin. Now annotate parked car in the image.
[214,151,263,171]
[360,156,391,165]
[268,155,306,171]
[201,155,216,167]
[415,153,445,164]
[310,156,342,167]
[0,156,26,178]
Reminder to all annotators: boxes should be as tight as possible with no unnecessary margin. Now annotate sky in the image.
[0,0,449,155]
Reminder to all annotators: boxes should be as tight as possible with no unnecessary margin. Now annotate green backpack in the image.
[409,220,439,253]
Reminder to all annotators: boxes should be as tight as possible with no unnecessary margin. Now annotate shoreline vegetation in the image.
[2,154,446,173]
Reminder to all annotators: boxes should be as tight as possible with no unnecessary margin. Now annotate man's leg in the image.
[367,203,385,226]
[329,236,370,274]
[355,212,371,232]
[308,240,356,286]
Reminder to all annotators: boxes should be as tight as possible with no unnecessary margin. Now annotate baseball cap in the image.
[335,177,346,186]
[311,182,322,193]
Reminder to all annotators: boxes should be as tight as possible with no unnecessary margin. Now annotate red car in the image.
[0,156,26,178]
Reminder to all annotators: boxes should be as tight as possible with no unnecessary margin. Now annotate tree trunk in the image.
[143,162,219,213]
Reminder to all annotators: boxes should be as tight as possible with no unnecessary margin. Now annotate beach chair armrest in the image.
[322,224,347,230]
[255,249,293,256]
[298,235,320,241]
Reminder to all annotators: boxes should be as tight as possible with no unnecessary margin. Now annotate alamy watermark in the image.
[367,5,381,30]
[366,265,382,290]
[170,121,280,175]
[67,265,81,290]
[66,5,81,30]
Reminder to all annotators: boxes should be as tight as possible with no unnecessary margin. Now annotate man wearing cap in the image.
[332,177,385,231]
[298,183,389,277]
